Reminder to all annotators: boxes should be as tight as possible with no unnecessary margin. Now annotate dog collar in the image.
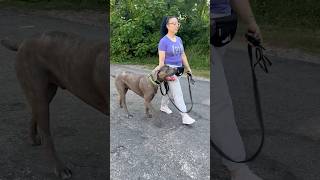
[147,74,161,86]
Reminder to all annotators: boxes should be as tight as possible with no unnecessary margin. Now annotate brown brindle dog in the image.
[1,31,108,179]
[114,65,177,118]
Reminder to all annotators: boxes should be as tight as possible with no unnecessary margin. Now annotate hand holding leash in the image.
[245,31,262,47]
[187,72,195,85]
[245,32,272,73]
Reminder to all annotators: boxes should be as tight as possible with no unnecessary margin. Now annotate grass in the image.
[0,0,107,11]
[235,23,320,56]
[249,0,320,55]
[262,26,320,55]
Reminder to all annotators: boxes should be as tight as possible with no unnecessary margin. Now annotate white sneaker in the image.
[160,106,172,114]
[231,166,263,180]
[182,113,195,125]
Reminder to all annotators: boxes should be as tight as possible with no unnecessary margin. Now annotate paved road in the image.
[110,64,210,180]
[210,47,320,180]
[0,9,107,180]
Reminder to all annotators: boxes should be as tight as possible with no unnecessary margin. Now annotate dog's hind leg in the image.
[16,65,71,179]
[120,91,133,118]
[115,80,132,118]
[118,88,128,109]
[115,80,124,108]
[31,84,71,179]
[30,83,57,146]
[118,94,122,108]
[121,90,133,118]
[20,82,71,179]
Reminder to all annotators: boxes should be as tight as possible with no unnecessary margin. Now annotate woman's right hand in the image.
[247,21,263,45]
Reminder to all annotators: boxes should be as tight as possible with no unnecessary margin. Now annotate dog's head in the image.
[156,65,177,82]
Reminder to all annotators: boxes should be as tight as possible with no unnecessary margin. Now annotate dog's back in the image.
[115,71,148,98]
[11,31,107,113]
[0,31,108,178]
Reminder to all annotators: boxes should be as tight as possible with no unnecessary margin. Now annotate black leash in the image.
[159,74,195,113]
[210,33,272,163]
[159,80,169,96]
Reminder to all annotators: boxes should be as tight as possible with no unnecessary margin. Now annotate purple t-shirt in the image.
[158,35,184,66]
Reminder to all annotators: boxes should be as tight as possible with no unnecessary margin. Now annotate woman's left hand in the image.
[185,66,192,76]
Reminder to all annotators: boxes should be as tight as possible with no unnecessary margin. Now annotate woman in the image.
[156,16,195,125]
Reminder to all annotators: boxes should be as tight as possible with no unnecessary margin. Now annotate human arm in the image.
[158,50,165,68]
[154,38,166,71]
[152,50,166,73]
[182,52,192,75]
[230,0,262,42]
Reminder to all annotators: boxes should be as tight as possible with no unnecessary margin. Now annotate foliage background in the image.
[249,0,320,54]
[110,0,210,71]
[251,0,320,29]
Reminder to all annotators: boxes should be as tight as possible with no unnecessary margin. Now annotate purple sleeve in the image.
[158,38,166,51]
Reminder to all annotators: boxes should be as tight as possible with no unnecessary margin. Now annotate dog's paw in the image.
[146,114,153,118]
[127,114,133,118]
[54,166,72,180]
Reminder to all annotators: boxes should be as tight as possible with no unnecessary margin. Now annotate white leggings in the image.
[161,75,187,113]
[211,45,248,171]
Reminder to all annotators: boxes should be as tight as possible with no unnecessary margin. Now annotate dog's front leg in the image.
[144,100,153,118]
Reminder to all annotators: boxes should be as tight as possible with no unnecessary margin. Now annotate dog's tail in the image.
[1,39,19,51]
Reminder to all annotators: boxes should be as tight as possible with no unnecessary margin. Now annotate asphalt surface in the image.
[0,9,107,179]
[110,65,210,180]
[210,47,320,180]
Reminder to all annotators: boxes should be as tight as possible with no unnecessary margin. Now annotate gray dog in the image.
[1,31,108,179]
[115,65,177,118]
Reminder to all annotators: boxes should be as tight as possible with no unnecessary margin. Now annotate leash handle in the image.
[187,73,195,85]
[245,32,272,73]
[245,32,262,48]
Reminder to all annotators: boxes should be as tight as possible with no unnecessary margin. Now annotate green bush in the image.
[111,0,209,62]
